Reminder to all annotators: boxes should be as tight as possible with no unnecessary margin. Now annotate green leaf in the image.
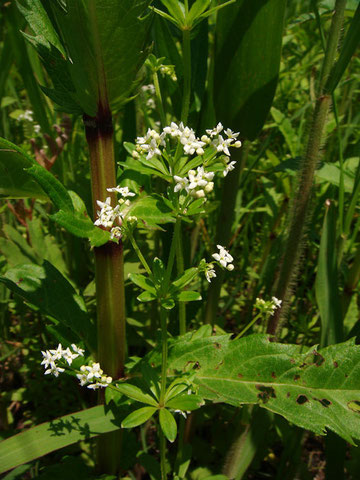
[315,201,342,347]
[152,257,166,286]
[176,291,202,302]
[50,210,110,247]
[187,0,211,25]
[20,0,152,115]
[0,405,121,474]
[26,164,74,213]
[147,332,360,444]
[6,4,51,133]
[326,3,360,94]
[137,290,157,302]
[214,0,286,139]
[115,383,158,407]
[128,273,156,294]
[171,267,198,290]
[159,408,177,443]
[166,394,204,411]
[0,261,95,351]
[122,406,157,428]
[0,138,47,199]
[161,297,176,310]
[129,195,175,226]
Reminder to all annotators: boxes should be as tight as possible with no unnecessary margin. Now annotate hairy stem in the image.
[268,0,347,336]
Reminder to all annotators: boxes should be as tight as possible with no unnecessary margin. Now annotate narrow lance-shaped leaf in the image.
[325,2,360,94]
[315,201,343,347]
[0,405,121,475]
[214,0,286,139]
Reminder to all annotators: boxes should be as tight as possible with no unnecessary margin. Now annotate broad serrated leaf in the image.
[145,332,360,444]
[0,405,121,475]
[0,261,95,351]
[159,408,177,443]
[115,383,158,407]
[122,406,157,428]
[0,138,47,199]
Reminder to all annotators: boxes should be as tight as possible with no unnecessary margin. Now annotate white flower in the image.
[45,365,65,377]
[163,122,181,137]
[223,161,237,177]
[136,128,166,160]
[49,344,64,361]
[214,134,231,156]
[174,175,189,193]
[224,128,239,139]
[18,110,34,122]
[71,344,84,356]
[62,347,79,366]
[205,268,216,283]
[34,124,41,134]
[110,226,122,240]
[206,122,223,137]
[272,297,282,309]
[94,197,122,229]
[41,350,56,369]
[107,186,135,197]
[212,245,234,269]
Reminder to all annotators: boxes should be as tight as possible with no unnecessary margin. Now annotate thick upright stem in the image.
[84,107,125,475]
[84,109,126,377]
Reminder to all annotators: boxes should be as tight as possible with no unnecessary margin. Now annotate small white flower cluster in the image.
[41,344,112,390]
[255,297,282,316]
[76,362,112,390]
[94,186,136,240]
[212,245,234,271]
[141,84,156,95]
[205,123,241,176]
[18,109,34,122]
[164,122,206,155]
[160,64,177,81]
[174,166,214,198]
[133,122,241,164]
[41,343,85,377]
[134,129,166,160]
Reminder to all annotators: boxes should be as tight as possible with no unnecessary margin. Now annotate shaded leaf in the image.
[0,138,47,199]
[159,408,177,443]
[0,261,95,351]
[122,406,157,428]
[166,394,204,411]
[0,405,121,474]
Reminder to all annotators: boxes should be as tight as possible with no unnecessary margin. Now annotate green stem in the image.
[164,218,182,289]
[181,28,191,123]
[235,313,262,340]
[176,218,186,335]
[128,232,152,275]
[159,306,168,406]
[153,70,167,128]
[160,427,167,480]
